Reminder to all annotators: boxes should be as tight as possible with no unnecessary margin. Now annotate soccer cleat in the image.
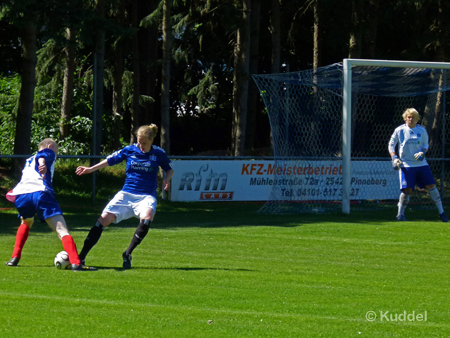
[5,257,19,266]
[396,215,407,221]
[71,263,97,271]
[439,212,449,223]
[122,252,132,270]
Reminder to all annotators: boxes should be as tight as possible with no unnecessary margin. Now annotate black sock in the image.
[79,221,104,260]
[125,219,151,256]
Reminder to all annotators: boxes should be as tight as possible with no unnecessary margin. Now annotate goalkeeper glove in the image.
[414,152,425,161]
[392,155,402,171]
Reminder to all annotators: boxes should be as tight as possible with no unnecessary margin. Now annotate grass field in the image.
[1,201,449,337]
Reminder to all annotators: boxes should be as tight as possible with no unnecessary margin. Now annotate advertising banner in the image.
[170,160,398,202]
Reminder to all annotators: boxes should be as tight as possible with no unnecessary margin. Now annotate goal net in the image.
[253,59,450,214]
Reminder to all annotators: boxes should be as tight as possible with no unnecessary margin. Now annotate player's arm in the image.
[37,157,47,178]
[414,129,428,161]
[163,169,174,191]
[390,152,403,170]
[388,131,402,170]
[76,159,110,176]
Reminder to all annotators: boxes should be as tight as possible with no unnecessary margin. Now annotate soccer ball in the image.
[54,251,71,270]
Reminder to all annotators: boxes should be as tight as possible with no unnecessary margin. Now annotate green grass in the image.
[0,202,449,337]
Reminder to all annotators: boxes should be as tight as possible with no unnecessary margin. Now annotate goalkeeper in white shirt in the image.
[388,108,448,222]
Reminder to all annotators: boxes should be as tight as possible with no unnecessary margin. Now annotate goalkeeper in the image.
[388,108,447,222]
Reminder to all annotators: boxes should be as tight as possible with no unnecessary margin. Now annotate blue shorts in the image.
[14,191,63,222]
[399,166,436,190]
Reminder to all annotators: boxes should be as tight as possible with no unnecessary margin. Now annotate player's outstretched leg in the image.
[6,223,31,266]
[79,221,105,263]
[123,219,151,269]
[396,192,410,221]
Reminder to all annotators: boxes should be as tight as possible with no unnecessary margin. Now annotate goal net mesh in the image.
[253,63,450,214]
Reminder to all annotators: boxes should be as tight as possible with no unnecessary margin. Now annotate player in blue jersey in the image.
[75,124,174,269]
[388,108,448,222]
[5,138,97,271]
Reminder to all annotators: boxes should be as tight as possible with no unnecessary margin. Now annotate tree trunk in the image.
[425,0,447,156]
[313,0,320,70]
[131,0,141,143]
[348,0,363,59]
[60,27,75,140]
[111,0,126,150]
[268,0,280,153]
[140,0,159,126]
[270,0,280,74]
[232,0,251,156]
[161,0,172,154]
[13,14,37,173]
[92,0,105,161]
[364,0,380,58]
[246,0,260,151]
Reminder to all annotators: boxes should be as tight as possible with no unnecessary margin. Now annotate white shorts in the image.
[103,191,157,223]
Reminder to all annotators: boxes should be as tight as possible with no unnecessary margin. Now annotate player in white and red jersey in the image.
[75,124,174,269]
[388,108,447,222]
[5,138,97,271]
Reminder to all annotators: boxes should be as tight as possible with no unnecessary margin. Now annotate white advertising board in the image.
[170,160,399,202]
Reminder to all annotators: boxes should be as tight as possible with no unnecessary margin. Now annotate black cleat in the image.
[71,263,97,271]
[6,257,19,266]
[122,252,132,270]
[440,212,449,222]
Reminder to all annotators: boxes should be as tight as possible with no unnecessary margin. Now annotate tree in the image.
[232,0,251,156]
[92,0,106,159]
[1,0,41,172]
[349,0,380,59]
[313,0,320,69]
[130,0,141,143]
[161,0,172,154]
[271,0,281,73]
[246,0,261,152]
[60,27,76,140]
[110,0,127,150]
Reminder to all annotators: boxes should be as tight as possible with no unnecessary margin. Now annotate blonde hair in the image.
[38,138,58,151]
[136,124,158,140]
[402,108,421,122]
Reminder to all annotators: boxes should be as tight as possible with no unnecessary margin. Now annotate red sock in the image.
[12,224,31,260]
[61,235,81,265]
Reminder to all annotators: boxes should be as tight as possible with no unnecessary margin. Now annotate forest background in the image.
[1,0,449,170]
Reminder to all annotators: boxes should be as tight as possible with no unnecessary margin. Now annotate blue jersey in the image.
[9,148,56,196]
[388,123,428,168]
[106,144,173,197]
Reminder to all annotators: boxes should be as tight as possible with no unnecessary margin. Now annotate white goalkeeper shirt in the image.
[388,123,428,168]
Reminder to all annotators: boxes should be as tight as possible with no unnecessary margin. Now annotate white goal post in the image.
[342,59,450,214]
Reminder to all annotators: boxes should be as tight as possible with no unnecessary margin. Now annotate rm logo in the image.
[178,164,228,191]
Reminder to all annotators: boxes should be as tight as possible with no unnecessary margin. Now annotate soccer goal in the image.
[253,59,450,214]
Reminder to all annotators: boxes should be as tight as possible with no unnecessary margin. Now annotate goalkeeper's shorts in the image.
[399,165,436,190]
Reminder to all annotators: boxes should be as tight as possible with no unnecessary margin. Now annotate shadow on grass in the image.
[7,264,254,273]
[2,199,442,237]
[92,266,255,272]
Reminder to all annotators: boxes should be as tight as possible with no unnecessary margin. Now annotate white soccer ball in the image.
[54,251,71,270]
